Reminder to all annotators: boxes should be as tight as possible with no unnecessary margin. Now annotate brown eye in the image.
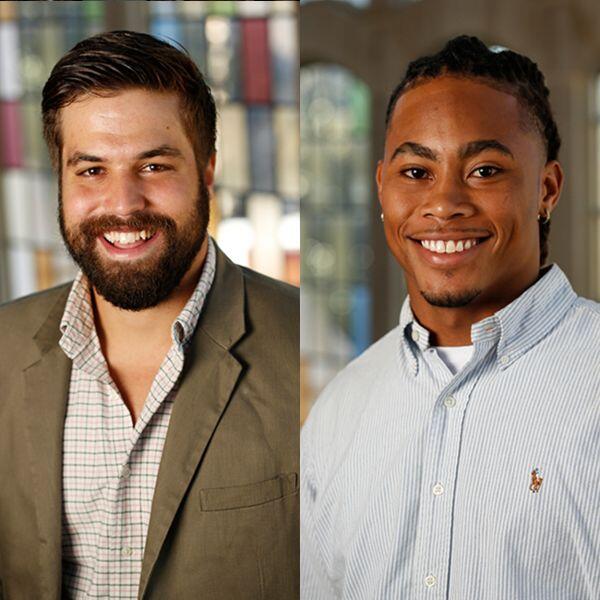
[79,166,103,177]
[472,166,500,178]
[403,167,428,179]
[142,163,170,173]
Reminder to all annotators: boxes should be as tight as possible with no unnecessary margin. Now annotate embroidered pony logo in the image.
[530,468,543,493]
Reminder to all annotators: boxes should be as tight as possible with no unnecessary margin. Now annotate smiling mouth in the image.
[414,236,491,255]
[101,229,156,249]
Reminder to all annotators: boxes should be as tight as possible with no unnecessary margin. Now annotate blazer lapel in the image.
[138,247,246,599]
[22,288,71,599]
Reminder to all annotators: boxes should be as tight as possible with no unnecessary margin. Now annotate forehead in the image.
[386,76,541,154]
[60,88,190,157]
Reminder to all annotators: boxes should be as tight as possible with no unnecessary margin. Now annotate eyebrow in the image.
[390,139,514,163]
[459,139,514,160]
[65,144,184,167]
[391,142,438,162]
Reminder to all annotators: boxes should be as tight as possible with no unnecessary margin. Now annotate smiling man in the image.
[301,36,600,599]
[0,31,298,599]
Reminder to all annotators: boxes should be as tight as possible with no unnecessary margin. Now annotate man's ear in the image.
[539,160,563,217]
[376,159,384,207]
[203,153,217,187]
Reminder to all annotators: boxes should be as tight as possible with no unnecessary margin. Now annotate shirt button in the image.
[444,396,456,408]
[121,546,133,557]
[411,329,420,342]
[425,574,437,587]
[500,355,510,365]
[120,464,131,479]
[432,482,445,496]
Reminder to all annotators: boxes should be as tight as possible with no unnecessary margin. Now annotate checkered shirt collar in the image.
[59,236,217,362]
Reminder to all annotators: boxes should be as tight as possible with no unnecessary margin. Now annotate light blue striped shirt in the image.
[301,264,600,599]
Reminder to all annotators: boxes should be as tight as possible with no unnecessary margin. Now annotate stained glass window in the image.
[0,0,299,304]
[148,1,299,286]
[300,64,371,416]
[0,1,105,301]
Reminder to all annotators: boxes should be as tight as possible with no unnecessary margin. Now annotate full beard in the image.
[59,183,209,311]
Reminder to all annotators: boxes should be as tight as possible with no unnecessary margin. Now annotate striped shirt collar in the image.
[59,236,217,365]
[399,264,577,376]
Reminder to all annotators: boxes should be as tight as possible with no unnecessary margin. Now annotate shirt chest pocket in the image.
[199,473,298,511]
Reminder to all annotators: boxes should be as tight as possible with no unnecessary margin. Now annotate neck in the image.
[92,237,208,355]
[407,266,543,346]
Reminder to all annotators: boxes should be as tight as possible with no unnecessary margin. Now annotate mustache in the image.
[77,211,176,238]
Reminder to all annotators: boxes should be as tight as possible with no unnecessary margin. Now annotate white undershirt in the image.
[433,345,474,374]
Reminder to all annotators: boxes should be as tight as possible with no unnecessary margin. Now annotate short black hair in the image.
[42,30,216,172]
[385,35,559,265]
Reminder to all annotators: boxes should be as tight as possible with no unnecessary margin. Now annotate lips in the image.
[409,234,492,267]
[97,229,162,259]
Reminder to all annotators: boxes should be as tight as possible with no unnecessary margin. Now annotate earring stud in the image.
[537,210,551,224]
[380,212,384,223]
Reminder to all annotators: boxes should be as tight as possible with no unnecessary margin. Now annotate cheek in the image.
[61,182,99,225]
[381,184,414,219]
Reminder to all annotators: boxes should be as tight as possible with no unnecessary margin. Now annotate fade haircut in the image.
[42,30,216,173]
[385,35,561,266]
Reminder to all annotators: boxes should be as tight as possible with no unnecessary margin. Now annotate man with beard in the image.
[301,36,600,598]
[0,31,298,599]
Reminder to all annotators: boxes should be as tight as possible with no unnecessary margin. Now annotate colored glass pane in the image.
[0,21,21,99]
[2,170,30,241]
[248,106,275,192]
[151,18,184,46]
[207,1,235,16]
[0,101,24,168]
[182,21,208,73]
[274,107,299,198]
[236,1,272,17]
[83,1,105,20]
[241,19,271,103]
[217,103,250,192]
[269,15,297,104]
[0,2,17,21]
[22,98,45,169]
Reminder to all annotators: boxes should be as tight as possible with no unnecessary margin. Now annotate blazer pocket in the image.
[200,473,298,511]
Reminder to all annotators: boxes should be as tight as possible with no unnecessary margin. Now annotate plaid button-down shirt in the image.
[59,238,216,599]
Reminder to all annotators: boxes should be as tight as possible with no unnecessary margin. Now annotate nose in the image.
[420,173,476,222]
[101,171,146,216]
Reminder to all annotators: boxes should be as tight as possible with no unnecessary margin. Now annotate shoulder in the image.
[0,283,71,339]
[0,283,71,374]
[303,327,401,442]
[572,296,600,320]
[302,327,402,485]
[240,266,299,324]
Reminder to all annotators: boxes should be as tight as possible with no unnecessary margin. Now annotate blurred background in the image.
[0,0,299,305]
[300,0,600,418]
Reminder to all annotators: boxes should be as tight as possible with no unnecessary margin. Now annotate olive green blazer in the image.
[0,247,299,600]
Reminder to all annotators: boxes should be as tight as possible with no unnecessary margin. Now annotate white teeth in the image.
[103,229,153,245]
[420,239,479,254]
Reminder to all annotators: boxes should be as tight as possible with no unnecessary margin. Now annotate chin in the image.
[419,287,482,308]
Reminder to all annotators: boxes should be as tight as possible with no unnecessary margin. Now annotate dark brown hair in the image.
[42,30,216,171]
